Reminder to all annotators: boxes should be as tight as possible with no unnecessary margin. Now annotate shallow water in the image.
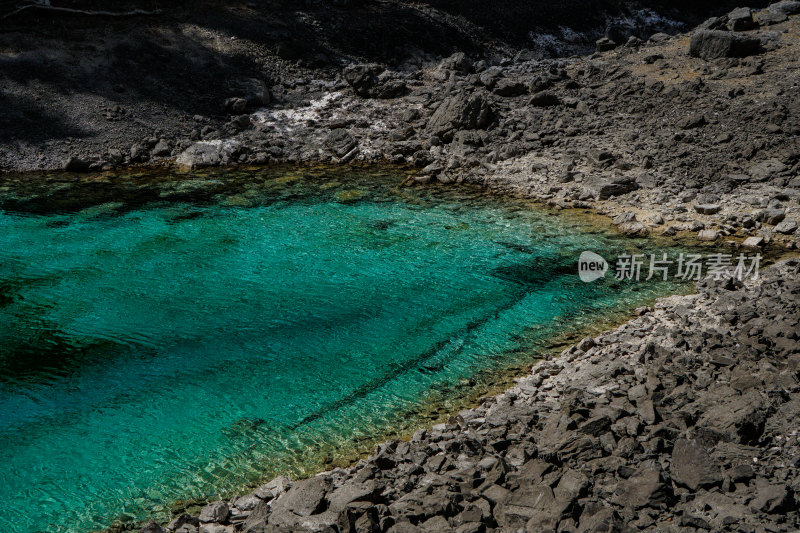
[0,167,690,533]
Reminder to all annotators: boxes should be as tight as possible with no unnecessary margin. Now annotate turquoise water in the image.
[0,168,688,533]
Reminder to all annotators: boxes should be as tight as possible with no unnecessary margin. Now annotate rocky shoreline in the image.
[138,257,800,533]
[3,1,800,532]
[7,2,798,252]
[135,3,800,530]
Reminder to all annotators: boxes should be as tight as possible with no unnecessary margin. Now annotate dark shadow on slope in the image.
[0,91,89,143]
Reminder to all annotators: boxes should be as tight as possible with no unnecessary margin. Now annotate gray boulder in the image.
[176,142,223,169]
[240,501,271,533]
[199,501,230,523]
[728,7,756,31]
[493,485,566,530]
[343,64,407,99]
[757,208,786,225]
[427,92,492,138]
[169,514,199,533]
[139,520,167,533]
[768,0,800,15]
[612,462,672,509]
[696,390,767,444]
[492,79,527,97]
[751,478,794,513]
[270,476,330,518]
[775,220,798,234]
[325,129,358,158]
[584,175,639,200]
[690,30,760,60]
[671,439,723,490]
[439,52,473,74]
[151,139,171,157]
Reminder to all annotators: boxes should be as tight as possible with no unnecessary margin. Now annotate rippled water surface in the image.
[0,167,689,533]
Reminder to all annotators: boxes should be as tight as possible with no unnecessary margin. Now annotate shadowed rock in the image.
[689,30,761,59]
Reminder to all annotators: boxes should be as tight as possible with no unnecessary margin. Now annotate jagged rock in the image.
[199,525,233,533]
[325,129,357,157]
[751,478,794,514]
[439,52,473,74]
[493,485,565,529]
[343,64,407,99]
[199,502,230,523]
[671,439,723,490]
[677,114,706,129]
[775,220,798,234]
[176,142,223,169]
[583,175,639,200]
[689,30,761,60]
[577,509,632,533]
[728,7,756,31]
[240,501,271,533]
[578,415,612,436]
[619,221,649,236]
[167,514,199,533]
[612,462,671,509]
[749,158,786,181]
[679,514,711,529]
[336,502,380,533]
[272,476,330,518]
[757,207,786,225]
[152,139,171,157]
[555,469,589,503]
[427,92,492,138]
[768,0,800,15]
[492,79,527,97]
[327,480,381,511]
[695,390,766,444]
[139,520,167,533]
